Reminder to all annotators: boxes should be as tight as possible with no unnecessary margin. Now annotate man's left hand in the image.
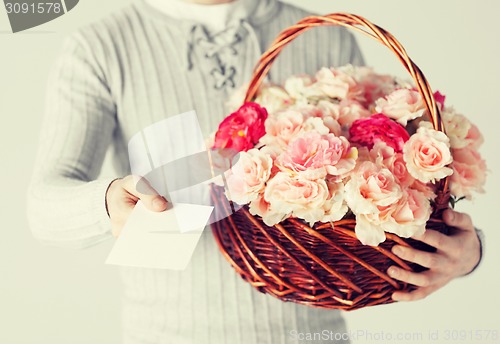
[387,209,481,301]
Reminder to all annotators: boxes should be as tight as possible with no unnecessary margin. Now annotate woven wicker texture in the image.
[211,13,450,310]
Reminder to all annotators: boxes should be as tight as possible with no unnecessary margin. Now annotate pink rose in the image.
[264,172,330,226]
[355,188,431,246]
[375,89,426,126]
[354,67,396,106]
[345,161,403,216]
[383,188,431,238]
[225,149,273,205]
[298,103,342,136]
[349,114,410,153]
[370,142,414,188]
[259,109,329,150]
[277,131,357,180]
[214,102,268,152]
[260,110,303,149]
[465,123,484,150]
[450,147,487,199]
[442,107,484,149]
[403,126,453,183]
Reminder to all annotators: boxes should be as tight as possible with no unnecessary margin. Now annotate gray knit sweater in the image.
[27,1,364,343]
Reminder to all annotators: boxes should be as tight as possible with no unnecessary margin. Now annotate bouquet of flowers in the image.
[209,13,487,310]
[213,65,486,247]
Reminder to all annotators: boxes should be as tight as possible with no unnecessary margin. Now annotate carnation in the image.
[213,65,486,247]
[349,114,410,152]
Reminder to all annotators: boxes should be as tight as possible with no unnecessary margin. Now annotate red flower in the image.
[349,113,410,152]
[433,91,446,111]
[213,102,268,152]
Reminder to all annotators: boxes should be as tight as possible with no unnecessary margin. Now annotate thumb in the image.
[124,176,168,212]
[141,193,168,212]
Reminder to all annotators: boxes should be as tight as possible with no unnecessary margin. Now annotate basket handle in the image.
[244,13,449,207]
[245,13,443,131]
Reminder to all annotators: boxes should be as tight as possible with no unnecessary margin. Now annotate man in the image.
[27,0,482,343]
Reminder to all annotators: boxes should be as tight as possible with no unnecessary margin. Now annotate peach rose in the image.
[249,193,287,227]
[375,89,426,126]
[259,110,303,149]
[264,172,329,226]
[345,161,403,215]
[450,147,487,199]
[225,149,273,205]
[277,132,357,180]
[383,188,431,238]
[441,107,484,149]
[403,126,453,183]
[315,67,362,100]
[354,188,431,246]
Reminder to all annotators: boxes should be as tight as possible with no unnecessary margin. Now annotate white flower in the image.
[255,85,294,114]
[375,89,426,126]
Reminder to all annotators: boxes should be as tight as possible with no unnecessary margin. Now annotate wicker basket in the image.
[210,13,450,311]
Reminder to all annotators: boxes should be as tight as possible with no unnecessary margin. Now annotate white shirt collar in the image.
[144,0,256,33]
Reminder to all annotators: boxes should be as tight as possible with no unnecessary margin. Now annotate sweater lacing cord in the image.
[187,20,255,90]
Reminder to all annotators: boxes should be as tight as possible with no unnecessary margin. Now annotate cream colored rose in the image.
[403,126,453,183]
[441,107,484,149]
[354,188,431,246]
[225,149,273,205]
[284,74,323,103]
[345,161,403,215]
[321,181,348,222]
[264,172,329,226]
[255,85,294,115]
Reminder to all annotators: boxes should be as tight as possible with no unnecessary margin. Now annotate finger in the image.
[412,229,452,251]
[443,209,474,231]
[123,176,168,212]
[387,266,433,287]
[392,245,442,269]
[392,284,441,302]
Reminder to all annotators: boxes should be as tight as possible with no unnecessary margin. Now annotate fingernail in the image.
[153,198,166,210]
[392,246,401,255]
[392,293,401,301]
[388,267,398,276]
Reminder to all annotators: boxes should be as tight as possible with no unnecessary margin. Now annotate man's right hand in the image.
[105,175,168,237]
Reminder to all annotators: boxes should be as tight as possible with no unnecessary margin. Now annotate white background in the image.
[1,1,498,343]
